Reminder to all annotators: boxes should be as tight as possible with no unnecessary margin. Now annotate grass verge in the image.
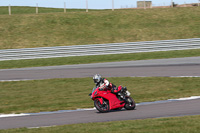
[0,7,199,49]
[0,115,200,132]
[1,49,200,69]
[0,77,200,114]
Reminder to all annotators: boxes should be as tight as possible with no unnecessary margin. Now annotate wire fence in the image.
[0,0,199,15]
[0,38,200,61]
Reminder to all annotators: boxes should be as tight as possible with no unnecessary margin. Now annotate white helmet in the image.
[93,74,102,85]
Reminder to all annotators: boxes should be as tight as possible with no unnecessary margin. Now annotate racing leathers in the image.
[96,78,121,94]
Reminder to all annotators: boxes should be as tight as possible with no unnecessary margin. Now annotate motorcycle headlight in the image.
[91,91,97,99]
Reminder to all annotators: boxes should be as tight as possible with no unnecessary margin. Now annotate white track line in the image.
[0,79,33,82]
[0,114,30,118]
[1,96,200,118]
[131,76,200,78]
[170,76,200,78]
[1,76,200,82]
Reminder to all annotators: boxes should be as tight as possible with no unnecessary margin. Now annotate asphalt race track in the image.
[0,98,200,129]
[0,56,200,129]
[0,56,200,81]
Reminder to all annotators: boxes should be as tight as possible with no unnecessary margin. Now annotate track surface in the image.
[0,99,200,129]
[0,56,200,81]
[0,56,200,129]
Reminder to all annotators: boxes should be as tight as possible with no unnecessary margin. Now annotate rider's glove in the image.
[99,85,106,91]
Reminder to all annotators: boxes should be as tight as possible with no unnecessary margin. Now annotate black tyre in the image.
[94,99,109,113]
[113,107,122,111]
[124,97,136,110]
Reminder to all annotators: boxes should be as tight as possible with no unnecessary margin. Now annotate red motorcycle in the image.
[89,86,136,113]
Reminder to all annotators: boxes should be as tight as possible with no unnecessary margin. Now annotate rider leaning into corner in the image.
[93,74,126,99]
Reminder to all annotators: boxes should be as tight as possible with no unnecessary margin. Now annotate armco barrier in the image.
[0,38,200,61]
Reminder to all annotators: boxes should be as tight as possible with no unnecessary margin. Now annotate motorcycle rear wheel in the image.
[94,99,109,113]
[124,97,136,110]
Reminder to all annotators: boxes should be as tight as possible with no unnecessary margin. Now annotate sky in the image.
[0,0,199,9]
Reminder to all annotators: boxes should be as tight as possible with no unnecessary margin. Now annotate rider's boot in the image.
[118,92,126,100]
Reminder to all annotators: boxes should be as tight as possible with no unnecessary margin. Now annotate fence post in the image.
[64,2,66,13]
[86,0,88,12]
[171,0,173,8]
[112,0,114,11]
[144,0,146,9]
[8,5,11,15]
[198,0,200,6]
[36,3,38,14]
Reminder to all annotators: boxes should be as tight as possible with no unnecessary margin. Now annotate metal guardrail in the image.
[0,38,200,61]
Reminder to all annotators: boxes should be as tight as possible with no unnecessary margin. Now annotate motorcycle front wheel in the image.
[124,96,136,110]
[94,99,109,113]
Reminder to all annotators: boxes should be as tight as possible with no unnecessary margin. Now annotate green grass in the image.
[0,77,200,114]
[0,49,200,69]
[0,6,199,49]
[1,115,200,133]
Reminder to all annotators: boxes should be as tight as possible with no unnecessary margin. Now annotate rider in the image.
[93,74,125,95]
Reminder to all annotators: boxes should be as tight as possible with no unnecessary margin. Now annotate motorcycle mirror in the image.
[88,93,92,96]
